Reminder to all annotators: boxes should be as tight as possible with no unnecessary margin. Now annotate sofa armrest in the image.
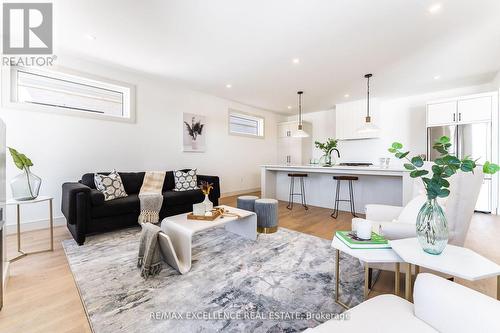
[62,182,90,225]
[379,221,416,240]
[89,189,105,206]
[198,175,220,199]
[414,273,500,333]
[366,204,403,222]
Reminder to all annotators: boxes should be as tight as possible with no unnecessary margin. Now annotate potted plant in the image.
[388,136,499,254]
[8,147,42,201]
[314,138,339,166]
[184,117,204,150]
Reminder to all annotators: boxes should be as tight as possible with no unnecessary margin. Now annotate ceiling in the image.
[54,0,500,114]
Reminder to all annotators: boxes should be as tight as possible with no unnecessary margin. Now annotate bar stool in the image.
[331,175,358,219]
[287,173,308,210]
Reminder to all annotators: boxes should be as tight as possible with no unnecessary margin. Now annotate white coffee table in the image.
[391,238,500,301]
[158,205,257,274]
[331,236,405,309]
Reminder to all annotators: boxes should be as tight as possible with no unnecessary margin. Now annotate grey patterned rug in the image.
[63,226,366,333]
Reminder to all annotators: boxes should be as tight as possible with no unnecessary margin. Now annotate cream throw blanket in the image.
[138,171,166,224]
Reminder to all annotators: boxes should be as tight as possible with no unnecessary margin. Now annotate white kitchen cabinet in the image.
[335,99,380,140]
[277,121,312,165]
[427,92,496,127]
[458,95,492,123]
[427,101,457,126]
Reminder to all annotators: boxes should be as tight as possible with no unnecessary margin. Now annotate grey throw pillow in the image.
[94,170,128,201]
[173,169,198,191]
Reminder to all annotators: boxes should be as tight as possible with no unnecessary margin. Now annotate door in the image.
[458,96,492,124]
[458,122,492,212]
[427,101,457,126]
[427,125,458,161]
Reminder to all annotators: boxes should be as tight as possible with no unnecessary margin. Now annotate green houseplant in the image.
[388,136,499,254]
[314,138,339,166]
[8,147,42,201]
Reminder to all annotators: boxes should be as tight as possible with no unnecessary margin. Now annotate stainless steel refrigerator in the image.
[427,122,492,212]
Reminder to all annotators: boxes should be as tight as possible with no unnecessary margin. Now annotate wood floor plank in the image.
[0,191,498,332]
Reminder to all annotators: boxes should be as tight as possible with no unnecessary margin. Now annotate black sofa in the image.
[61,171,220,245]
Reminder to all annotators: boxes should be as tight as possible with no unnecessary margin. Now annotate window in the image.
[228,110,264,138]
[5,66,135,122]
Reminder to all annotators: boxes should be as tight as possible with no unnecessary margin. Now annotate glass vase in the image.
[10,168,41,201]
[416,198,448,255]
[203,194,213,212]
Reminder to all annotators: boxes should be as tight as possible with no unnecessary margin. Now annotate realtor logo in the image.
[3,3,53,54]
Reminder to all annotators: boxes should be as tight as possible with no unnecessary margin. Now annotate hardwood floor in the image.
[0,192,499,332]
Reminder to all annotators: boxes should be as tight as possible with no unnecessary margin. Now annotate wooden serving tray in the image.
[187,210,222,221]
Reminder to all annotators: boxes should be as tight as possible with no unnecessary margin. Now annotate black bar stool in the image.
[331,175,358,219]
[287,173,308,210]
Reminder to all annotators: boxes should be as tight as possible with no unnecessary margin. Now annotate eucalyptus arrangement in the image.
[314,138,339,166]
[8,147,42,200]
[388,136,499,254]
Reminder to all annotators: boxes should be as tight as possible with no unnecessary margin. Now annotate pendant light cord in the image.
[297,91,303,125]
[366,75,370,118]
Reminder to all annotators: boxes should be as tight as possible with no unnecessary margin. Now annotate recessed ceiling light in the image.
[344,94,350,98]
[287,106,292,109]
[85,34,96,40]
[428,3,442,14]
[225,84,232,88]
[292,58,300,64]
[433,75,441,80]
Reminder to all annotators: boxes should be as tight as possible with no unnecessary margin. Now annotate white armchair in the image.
[352,165,485,247]
[304,273,500,333]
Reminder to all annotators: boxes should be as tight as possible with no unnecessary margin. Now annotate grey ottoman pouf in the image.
[254,198,279,234]
[237,195,259,212]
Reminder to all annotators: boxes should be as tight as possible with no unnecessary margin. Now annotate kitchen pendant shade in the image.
[292,91,309,138]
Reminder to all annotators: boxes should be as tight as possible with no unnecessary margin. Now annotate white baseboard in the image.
[221,188,261,198]
[5,216,66,235]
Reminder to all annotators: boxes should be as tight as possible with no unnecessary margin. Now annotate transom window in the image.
[5,66,135,122]
[228,110,264,138]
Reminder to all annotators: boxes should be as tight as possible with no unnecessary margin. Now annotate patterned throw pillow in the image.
[94,170,128,201]
[173,169,198,191]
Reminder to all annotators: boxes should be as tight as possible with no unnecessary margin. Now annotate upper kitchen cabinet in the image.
[426,100,457,126]
[427,92,497,127]
[335,99,380,140]
[458,94,493,123]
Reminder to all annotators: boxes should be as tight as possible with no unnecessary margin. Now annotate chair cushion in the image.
[91,194,140,218]
[397,194,427,224]
[163,189,204,207]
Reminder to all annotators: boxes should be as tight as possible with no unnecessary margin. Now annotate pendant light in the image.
[293,91,309,137]
[357,73,379,134]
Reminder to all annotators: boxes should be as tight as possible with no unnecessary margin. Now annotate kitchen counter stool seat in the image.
[287,173,308,210]
[332,175,358,219]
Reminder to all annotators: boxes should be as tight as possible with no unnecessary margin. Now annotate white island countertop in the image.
[261,164,413,210]
[261,164,409,176]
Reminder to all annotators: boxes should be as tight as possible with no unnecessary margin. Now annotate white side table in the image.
[6,196,54,262]
[391,238,500,301]
[331,236,405,309]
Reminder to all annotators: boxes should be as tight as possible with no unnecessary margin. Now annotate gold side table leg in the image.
[49,199,54,251]
[335,249,349,310]
[395,263,400,297]
[497,275,499,301]
[405,263,412,302]
[364,264,370,299]
[16,204,21,253]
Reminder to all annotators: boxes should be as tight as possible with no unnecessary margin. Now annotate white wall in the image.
[295,84,494,166]
[0,56,283,228]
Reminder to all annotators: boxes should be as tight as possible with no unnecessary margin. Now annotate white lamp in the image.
[357,73,380,134]
[292,91,310,138]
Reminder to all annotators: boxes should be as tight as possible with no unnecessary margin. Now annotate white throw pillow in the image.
[173,169,198,191]
[94,170,128,201]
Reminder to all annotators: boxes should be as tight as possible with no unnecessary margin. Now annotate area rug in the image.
[63,226,366,333]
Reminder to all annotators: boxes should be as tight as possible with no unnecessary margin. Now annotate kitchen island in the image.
[261,165,412,213]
